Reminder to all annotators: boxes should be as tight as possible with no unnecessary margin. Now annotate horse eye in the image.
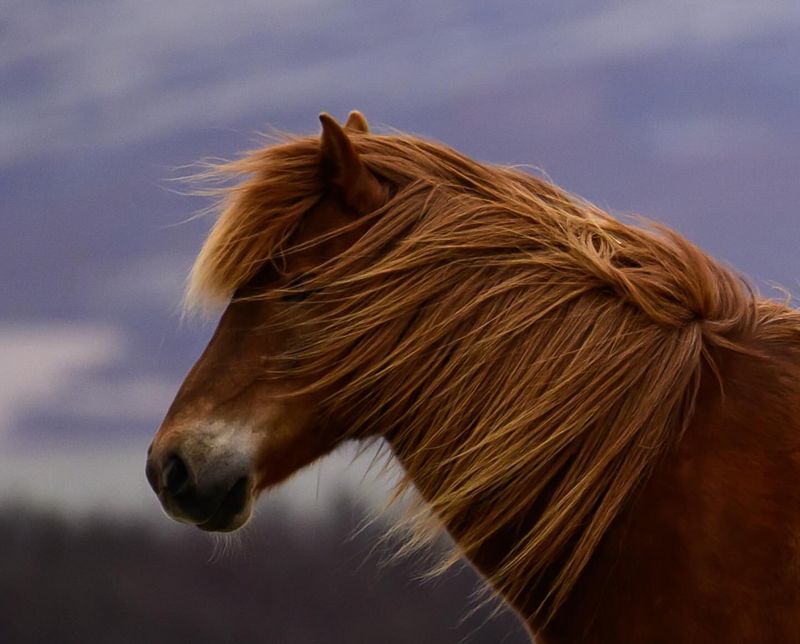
[280,289,311,303]
[279,273,316,302]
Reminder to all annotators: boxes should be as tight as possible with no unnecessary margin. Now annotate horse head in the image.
[146,111,385,531]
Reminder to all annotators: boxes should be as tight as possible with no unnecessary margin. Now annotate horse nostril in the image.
[162,452,191,497]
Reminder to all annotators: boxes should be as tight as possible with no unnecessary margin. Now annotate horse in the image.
[146,111,800,643]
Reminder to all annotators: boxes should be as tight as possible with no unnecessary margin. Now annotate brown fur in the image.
[168,116,800,640]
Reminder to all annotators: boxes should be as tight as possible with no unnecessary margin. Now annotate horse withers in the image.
[146,111,800,643]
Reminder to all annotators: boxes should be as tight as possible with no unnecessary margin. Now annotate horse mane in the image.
[186,130,799,622]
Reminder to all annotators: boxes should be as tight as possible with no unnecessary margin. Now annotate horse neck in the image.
[388,335,800,642]
[383,430,575,626]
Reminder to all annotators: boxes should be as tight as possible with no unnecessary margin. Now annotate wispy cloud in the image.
[3,0,798,165]
[0,323,124,438]
[0,322,178,445]
[646,114,777,160]
[550,0,800,62]
[91,253,194,313]
[0,441,397,522]
[57,375,178,422]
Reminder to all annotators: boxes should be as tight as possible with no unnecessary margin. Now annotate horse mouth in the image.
[197,476,252,533]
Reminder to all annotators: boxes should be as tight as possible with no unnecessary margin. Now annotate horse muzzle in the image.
[146,438,255,532]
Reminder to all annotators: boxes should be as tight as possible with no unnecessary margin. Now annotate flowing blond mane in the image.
[186,130,797,622]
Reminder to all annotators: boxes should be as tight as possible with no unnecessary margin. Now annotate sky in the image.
[2,0,799,521]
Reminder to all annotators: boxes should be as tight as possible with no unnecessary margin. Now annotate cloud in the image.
[0,321,398,518]
[549,0,800,63]
[0,445,157,518]
[0,440,398,522]
[57,374,178,422]
[0,321,184,445]
[2,0,798,166]
[646,114,777,160]
[0,323,124,437]
[0,0,335,163]
[91,253,194,313]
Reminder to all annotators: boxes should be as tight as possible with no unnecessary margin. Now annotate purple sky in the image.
[2,0,798,515]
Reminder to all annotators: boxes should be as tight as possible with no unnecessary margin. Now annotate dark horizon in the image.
[0,499,528,643]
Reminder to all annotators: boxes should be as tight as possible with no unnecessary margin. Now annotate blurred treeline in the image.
[0,498,528,643]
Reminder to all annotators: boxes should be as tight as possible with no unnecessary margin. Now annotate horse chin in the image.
[196,476,254,533]
[197,509,251,533]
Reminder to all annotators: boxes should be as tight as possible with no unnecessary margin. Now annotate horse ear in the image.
[344,110,369,133]
[319,112,384,215]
